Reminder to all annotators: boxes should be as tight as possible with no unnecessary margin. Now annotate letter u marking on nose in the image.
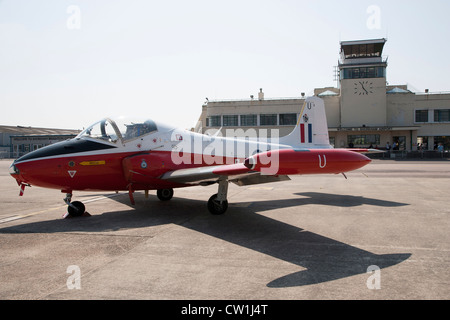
[318,154,327,168]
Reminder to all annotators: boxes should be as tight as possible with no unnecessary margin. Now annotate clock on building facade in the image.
[354,81,374,96]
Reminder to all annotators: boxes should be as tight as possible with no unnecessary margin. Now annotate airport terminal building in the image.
[196,39,450,155]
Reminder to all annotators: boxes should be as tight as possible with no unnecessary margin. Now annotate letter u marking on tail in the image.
[318,154,327,168]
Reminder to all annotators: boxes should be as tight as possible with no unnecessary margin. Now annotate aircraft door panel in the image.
[122,152,171,184]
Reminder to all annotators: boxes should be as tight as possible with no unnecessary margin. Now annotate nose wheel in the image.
[67,201,86,217]
[63,193,89,218]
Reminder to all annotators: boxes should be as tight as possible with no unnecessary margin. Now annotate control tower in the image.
[339,38,388,127]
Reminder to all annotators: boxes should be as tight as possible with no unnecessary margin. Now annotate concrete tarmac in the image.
[0,159,449,300]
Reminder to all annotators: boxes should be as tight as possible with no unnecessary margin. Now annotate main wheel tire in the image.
[68,201,85,217]
[207,194,228,215]
[157,188,174,201]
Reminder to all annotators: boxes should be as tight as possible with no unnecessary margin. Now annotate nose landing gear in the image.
[63,193,90,218]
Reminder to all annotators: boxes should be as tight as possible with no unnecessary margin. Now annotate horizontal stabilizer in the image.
[347,148,386,154]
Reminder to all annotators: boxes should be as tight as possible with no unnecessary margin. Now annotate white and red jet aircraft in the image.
[9,96,373,216]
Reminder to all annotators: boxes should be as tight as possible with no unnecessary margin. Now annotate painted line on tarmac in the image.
[0,193,125,224]
[0,206,64,224]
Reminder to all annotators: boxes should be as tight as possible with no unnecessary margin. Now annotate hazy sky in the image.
[1,0,449,130]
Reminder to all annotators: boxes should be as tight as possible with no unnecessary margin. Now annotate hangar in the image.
[196,39,450,156]
[0,125,80,159]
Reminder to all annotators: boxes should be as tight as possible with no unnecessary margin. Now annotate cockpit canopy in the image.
[123,120,158,140]
[76,118,160,144]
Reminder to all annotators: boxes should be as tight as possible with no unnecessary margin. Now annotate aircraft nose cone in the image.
[9,161,26,187]
[9,162,19,176]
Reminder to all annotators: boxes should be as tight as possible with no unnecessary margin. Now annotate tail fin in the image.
[279,96,332,148]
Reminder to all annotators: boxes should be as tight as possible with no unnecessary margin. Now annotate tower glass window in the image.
[341,66,386,79]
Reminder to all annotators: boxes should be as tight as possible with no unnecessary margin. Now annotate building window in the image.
[240,114,257,127]
[348,134,380,146]
[260,114,277,126]
[341,66,386,79]
[393,136,406,150]
[415,110,429,123]
[434,109,450,122]
[417,137,429,150]
[343,43,381,59]
[223,115,238,127]
[208,115,221,127]
[279,113,297,126]
[434,136,450,151]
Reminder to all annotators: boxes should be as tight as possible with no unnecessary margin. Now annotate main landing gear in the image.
[157,182,229,215]
[61,182,230,218]
[63,193,90,218]
[157,188,174,201]
[207,180,229,215]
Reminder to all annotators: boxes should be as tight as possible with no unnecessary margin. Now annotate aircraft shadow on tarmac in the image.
[297,192,408,207]
[0,192,411,288]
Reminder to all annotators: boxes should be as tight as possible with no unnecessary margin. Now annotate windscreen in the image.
[78,118,161,143]
[77,119,122,143]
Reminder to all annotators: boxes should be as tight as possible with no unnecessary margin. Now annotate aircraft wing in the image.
[160,163,290,186]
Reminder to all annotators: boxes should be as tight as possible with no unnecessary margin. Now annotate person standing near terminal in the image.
[386,142,391,157]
